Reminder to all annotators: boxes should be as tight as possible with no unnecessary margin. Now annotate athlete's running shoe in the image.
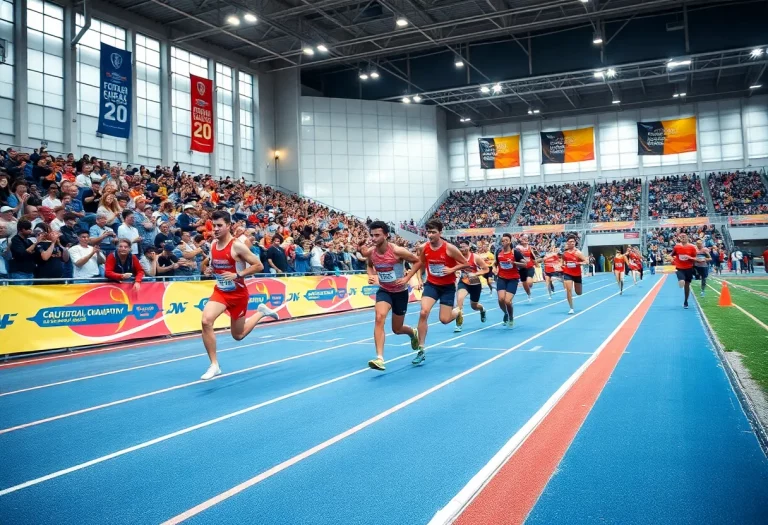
[412,347,426,365]
[257,303,279,320]
[684,302,689,309]
[700,291,705,297]
[506,319,514,328]
[201,364,221,380]
[368,358,386,371]
[503,313,509,324]
[454,325,462,333]
[568,308,575,315]
[480,309,486,323]
[410,327,419,350]
[456,309,464,327]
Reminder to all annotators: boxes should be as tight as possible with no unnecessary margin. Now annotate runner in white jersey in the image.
[366,221,422,371]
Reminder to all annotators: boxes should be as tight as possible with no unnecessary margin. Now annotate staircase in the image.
[394,227,426,242]
[417,188,451,226]
[581,183,596,226]
[700,173,717,215]
[641,178,649,220]
[507,187,530,226]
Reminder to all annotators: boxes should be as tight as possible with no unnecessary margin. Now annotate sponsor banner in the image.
[541,127,595,164]
[0,275,422,356]
[637,117,697,155]
[520,224,566,234]
[97,43,132,139]
[478,135,520,169]
[624,232,640,239]
[453,228,497,237]
[591,221,636,231]
[657,217,710,227]
[728,214,768,225]
[190,74,214,153]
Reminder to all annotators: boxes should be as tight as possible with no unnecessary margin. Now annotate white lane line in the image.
[0,281,619,494]
[528,346,542,352]
[519,350,593,355]
[161,280,637,524]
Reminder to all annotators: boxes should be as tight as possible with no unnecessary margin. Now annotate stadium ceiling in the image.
[91,0,766,125]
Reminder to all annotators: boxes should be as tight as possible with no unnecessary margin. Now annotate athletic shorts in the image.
[423,282,456,306]
[615,270,625,281]
[545,271,561,279]
[563,274,583,284]
[694,266,709,279]
[376,288,409,316]
[496,277,519,295]
[458,281,483,303]
[676,268,695,283]
[519,267,534,281]
[209,288,250,321]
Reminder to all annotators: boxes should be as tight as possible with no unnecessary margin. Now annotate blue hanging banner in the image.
[97,42,132,139]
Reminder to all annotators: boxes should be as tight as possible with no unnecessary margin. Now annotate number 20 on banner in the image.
[104,102,128,123]
[193,122,212,140]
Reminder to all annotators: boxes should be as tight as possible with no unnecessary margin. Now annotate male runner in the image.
[495,233,524,327]
[562,235,588,314]
[454,240,489,332]
[612,247,627,295]
[415,219,468,365]
[478,240,496,296]
[200,210,279,380]
[542,243,562,300]
[516,234,538,302]
[694,238,712,297]
[365,221,421,371]
[669,232,698,309]
[627,247,641,286]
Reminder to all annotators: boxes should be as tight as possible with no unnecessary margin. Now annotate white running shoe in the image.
[528,295,532,303]
[201,364,222,380]
[257,303,279,320]
[568,308,574,315]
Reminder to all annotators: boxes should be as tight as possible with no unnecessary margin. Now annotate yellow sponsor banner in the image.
[657,217,710,227]
[520,224,566,234]
[0,274,423,356]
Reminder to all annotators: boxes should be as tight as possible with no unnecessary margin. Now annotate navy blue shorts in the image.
[694,266,709,279]
[563,274,583,284]
[376,288,409,316]
[545,271,561,279]
[423,282,456,306]
[457,281,483,303]
[519,267,534,281]
[496,277,519,295]
[676,268,694,283]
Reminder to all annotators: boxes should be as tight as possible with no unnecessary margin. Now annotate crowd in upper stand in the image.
[647,174,707,219]
[428,188,524,230]
[516,182,591,227]
[646,225,722,251]
[708,170,768,216]
[589,178,642,222]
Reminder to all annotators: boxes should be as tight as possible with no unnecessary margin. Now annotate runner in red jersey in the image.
[612,248,627,295]
[454,240,489,332]
[669,232,698,309]
[199,210,278,380]
[542,242,562,300]
[495,233,525,327]
[516,234,539,302]
[627,247,641,286]
[365,221,422,371]
[562,235,588,314]
[414,219,468,365]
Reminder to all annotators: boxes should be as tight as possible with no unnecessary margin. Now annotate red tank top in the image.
[210,238,246,293]
[543,253,561,273]
[614,256,625,272]
[562,250,582,277]
[496,249,520,280]
[518,245,535,269]
[628,253,640,270]
[460,253,481,285]
[370,243,407,293]
[423,241,459,286]
[673,243,697,270]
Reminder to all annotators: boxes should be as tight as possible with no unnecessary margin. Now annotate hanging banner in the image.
[478,135,520,169]
[0,275,423,356]
[452,228,497,237]
[591,221,636,231]
[190,74,214,153]
[657,217,710,227]
[541,127,594,164]
[728,214,768,225]
[96,43,132,139]
[520,224,566,234]
[624,232,640,239]
[637,117,697,155]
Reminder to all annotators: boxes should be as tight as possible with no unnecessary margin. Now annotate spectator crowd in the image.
[647,174,707,219]
[428,187,524,230]
[589,178,642,222]
[708,171,768,216]
[517,182,591,226]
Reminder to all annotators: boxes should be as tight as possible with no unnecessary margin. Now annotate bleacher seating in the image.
[647,174,707,219]
[428,188,524,230]
[708,171,768,216]
[589,179,642,222]
[517,182,590,226]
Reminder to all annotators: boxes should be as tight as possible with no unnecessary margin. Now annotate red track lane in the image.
[455,275,667,525]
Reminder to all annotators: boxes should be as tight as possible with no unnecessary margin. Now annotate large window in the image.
[171,46,209,175]
[136,33,161,168]
[448,129,465,183]
[598,111,639,173]
[239,71,255,180]
[0,0,14,145]
[75,14,128,162]
[746,96,768,160]
[698,99,744,164]
[215,62,234,178]
[27,0,64,152]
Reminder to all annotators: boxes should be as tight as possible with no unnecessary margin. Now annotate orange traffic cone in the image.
[719,281,733,307]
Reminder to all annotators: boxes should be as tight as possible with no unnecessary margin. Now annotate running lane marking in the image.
[431,275,666,525]
[158,282,632,524]
[0,281,618,492]
[706,283,768,332]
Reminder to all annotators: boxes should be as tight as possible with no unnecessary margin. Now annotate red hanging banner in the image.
[189,74,214,153]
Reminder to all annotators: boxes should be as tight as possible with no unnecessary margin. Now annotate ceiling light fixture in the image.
[679,92,687,97]
[370,71,380,79]
[226,15,240,25]
[243,13,257,23]
[612,99,621,104]
[667,59,691,68]
[455,60,464,68]
[359,72,369,80]
[402,96,411,103]
[460,117,471,122]
[750,84,763,89]
[672,93,680,98]
[396,18,408,27]
[480,86,490,94]
[593,32,603,45]
[594,71,605,79]
[751,48,764,58]
[303,47,315,56]
[492,83,502,94]
[316,44,328,53]
[533,109,540,114]
[606,68,617,78]
[413,94,422,102]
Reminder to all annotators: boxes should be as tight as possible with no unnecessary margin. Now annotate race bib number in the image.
[377,270,396,283]
[679,254,690,261]
[429,263,445,276]
[464,274,481,286]
[566,262,577,268]
[215,273,236,291]
[696,254,706,260]
[499,261,514,270]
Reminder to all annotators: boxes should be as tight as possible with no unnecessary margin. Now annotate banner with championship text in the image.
[637,117,697,155]
[97,43,132,139]
[540,127,594,164]
[190,74,214,153]
[0,275,422,356]
[520,224,566,234]
[478,135,520,169]
[591,221,636,231]
[728,214,768,225]
[657,217,710,227]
